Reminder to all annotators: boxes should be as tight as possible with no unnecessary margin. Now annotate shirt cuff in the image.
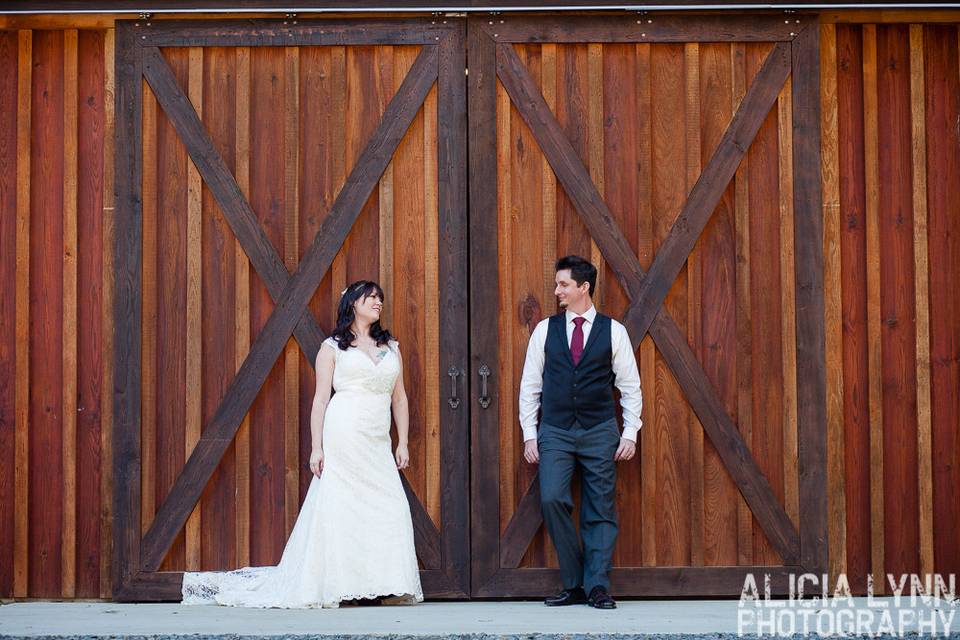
[521,425,538,442]
[621,425,640,443]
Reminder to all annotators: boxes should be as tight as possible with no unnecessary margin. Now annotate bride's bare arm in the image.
[391,342,410,469]
[310,343,336,476]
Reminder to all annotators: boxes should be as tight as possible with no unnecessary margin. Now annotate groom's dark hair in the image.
[555,255,597,298]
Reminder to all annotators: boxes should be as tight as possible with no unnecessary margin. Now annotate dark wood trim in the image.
[111,21,143,598]
[791,23,828,577]
[135,18,452,47]
[495,40,801,567]
[140,45,326,365]
[437,22,472,598]
[480,14,801,43]
[138,45,439,572]
[401,475,443,570]
[498,474,540,569]
[622,41,792,350]
[466,17,502,597]
[476,566,805,597]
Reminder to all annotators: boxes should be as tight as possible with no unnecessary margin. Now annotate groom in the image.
[519,255,643,610]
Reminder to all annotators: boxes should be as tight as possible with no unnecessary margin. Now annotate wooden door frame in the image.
[112,18,469,601]
[467,14,827,597]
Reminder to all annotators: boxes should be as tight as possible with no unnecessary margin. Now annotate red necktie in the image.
[571,316,586,366]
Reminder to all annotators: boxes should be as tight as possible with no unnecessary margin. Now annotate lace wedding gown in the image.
[182,337,423,608]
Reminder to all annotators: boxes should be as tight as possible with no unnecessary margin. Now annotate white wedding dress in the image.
[181,337,423,608]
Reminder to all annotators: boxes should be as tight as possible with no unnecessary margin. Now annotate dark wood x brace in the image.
[494,39,801,567]
[137,44,441,572]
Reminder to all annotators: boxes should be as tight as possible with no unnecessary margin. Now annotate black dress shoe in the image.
[544,587,588,606]
[588,586,617,609]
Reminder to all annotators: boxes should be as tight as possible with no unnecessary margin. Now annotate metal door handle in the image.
[447,366,461,409]
[478,364,491,409]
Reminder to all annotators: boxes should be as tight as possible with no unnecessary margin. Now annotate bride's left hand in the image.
[395,444,410,470]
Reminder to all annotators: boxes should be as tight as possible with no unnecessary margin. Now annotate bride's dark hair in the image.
[331,280,394,351]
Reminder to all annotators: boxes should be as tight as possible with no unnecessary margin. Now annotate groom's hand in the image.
[523,439,539,464]
[614,438,636,462]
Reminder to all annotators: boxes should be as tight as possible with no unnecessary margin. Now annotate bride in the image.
[182,280,423,608]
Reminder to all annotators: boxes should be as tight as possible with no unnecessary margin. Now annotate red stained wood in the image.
[836,23,872,594]
[650,43,690,567]
[76,29,105,596]
[200,46,237,571]
[922,24,960,580]
[555,44,591,261]
[154,47,189,572]
[745,42,784,567]
[28,29,65,597]
[248,46,287,567]
[0,30,20,599]
[876,24,919,579]
[697,42,739,568]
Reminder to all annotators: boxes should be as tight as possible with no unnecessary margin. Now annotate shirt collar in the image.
[566,305,597,325]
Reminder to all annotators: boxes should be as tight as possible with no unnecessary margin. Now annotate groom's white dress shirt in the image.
[518,305,643,444]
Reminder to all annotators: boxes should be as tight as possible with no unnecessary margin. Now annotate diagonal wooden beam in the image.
[141,46,326,364]
[499,473,541,568]
[140,45,440,572]
[621,42,791,350]
[401,473,442,570]
[495,41,800,565]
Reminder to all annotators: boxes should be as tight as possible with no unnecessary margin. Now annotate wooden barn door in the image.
[112,19,468,600]
[468,15,826,596]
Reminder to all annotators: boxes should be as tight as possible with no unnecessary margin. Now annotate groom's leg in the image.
[577,418,620,594]
[538,423,581,590]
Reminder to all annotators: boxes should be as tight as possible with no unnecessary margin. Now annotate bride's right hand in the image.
[309,448,324,477]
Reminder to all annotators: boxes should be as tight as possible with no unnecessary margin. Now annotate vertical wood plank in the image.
[820,22,848,585]
[283,46,299,537]
[587,43,603,306]
[330,46,346,317]
[541,43,557,319]
[925,24,960,580]
[496,76,515,536]
[908,23,933,582]
[61,27,79,599]
[234,45,251,569]
[877,24,919,580]
[14,28,32,598]
[698,42,739,568]
[199,45,238,572]
[75,28,106,598]
[378,166,394,330]
[731,41,753,566]
[778,76,799,530]
[636,42,657,568]
[423,79,441,526]
[184,45,203,573]
[140,72,157,539]
[684,42,704,568]
[30,29,65,596]
[100,26,116,598]
[862,24,885,593]
[0,29,21,600]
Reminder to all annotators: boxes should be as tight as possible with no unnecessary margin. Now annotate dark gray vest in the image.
[540,312,616,429]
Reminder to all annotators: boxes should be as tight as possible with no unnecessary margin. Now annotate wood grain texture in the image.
[14,28,32,599]
[99,25,115,599]
[837,23,871,593]
[185,45,202,573]
[820,21,848,586]
[140,76,157,540]
[61,28,78,599]
[0,30,20,600]
[924,23,960,581]
[877,24,919,580]
[908,24,933,582]
[862,24,885,593]
[423,75,441,527]
[30,29,66,596]
[731,40,753,567]
[283,45,299,540]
